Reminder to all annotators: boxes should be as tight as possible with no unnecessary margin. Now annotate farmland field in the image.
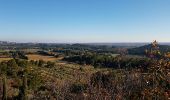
[0,57,12,62]
[21,49,40,53]
[27,54,59,61]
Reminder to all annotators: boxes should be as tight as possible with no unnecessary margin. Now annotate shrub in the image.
[70,83,88,93]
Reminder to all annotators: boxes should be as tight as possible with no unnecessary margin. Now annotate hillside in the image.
[0,41,169,99]
[128,44,170,55]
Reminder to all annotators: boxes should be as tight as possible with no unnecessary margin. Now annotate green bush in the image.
[70,83,88,93]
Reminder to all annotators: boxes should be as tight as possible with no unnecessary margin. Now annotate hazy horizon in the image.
[0,0,170,42]
[1,40,170,45]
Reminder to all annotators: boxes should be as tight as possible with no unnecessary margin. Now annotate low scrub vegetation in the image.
[0,41,169,99]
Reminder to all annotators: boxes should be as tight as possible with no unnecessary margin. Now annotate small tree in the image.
[1,62,8,100]
[46,61,55,68]
[38,60,45,67]
[144,40,170,99]
[2,75,7,100]
[18,71,28,100]
[7,59,18,77]
[23,72,28,100]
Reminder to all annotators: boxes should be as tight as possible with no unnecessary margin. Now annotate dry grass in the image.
[21,49,40,53]
[0,58,12,62]
[166,53,170,58]
[27,54,58,62]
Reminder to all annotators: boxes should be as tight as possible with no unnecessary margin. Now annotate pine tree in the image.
[23,71,28,100]
[2,75,7,100]
[18,71,28,100]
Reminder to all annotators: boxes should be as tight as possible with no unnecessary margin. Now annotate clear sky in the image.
[0,0,170,43]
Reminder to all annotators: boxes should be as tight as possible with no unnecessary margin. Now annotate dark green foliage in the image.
[63,54,150,69]
[1,63,8,100]
[28,73,42,90]
[15,59,28,68]
[2,75,7,100]
[18,71,28,100]
[23,72,28,100]
[128,44,170,55]
[46,61,55,68]
[90,71,113,89]
[7,59,18,77]
[0,62,7,75]
[38,60,45,67]
[30,60,36,65]
[70,83,88,93]
[10,51,28,60]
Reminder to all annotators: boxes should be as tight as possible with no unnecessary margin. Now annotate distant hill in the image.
[128,44,170,55]
[0,41,8,44]
[0,41,16,45]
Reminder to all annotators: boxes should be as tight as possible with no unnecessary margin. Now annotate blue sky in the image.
[0,0,170,43]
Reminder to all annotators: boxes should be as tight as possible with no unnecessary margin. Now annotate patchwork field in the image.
[27,54,60,62]
[0,57,12,62]
[21,49,40,53]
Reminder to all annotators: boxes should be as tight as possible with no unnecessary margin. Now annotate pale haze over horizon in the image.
[0,0,170,43]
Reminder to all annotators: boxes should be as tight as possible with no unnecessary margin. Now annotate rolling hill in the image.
[128,44,170,55]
